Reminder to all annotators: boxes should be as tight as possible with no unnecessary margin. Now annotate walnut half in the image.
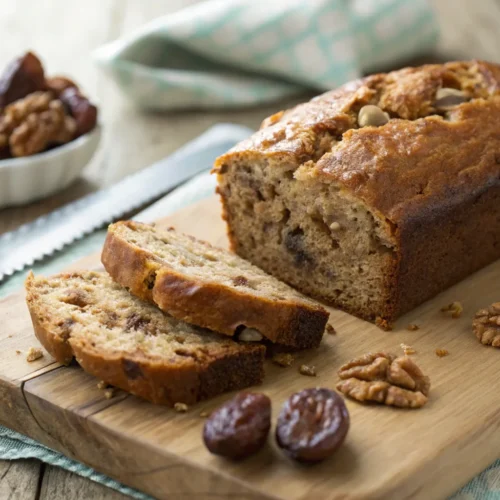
[2,91,76,157]
[473,303,500,347]
[336,352,430,409]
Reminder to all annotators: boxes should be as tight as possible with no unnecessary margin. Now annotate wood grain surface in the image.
[2,0,500,498]
[1,196,500,500]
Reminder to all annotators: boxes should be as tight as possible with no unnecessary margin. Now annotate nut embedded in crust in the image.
[472,302,500,347]
[337,352,430,408]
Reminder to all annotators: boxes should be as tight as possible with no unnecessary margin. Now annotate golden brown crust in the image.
[215,61,500,224]
[69,339,265,405]
[214,60,500,327]
[101,222,328,348]
[24,271,265,406]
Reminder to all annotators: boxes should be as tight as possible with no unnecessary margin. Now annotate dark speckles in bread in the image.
[101,221,329,349]
[25,271,265,406]
[214,61,500,328]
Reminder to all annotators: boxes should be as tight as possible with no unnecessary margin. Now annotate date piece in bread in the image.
[214,60,500,329]
[101,221,329,349]
[25,271,265,406]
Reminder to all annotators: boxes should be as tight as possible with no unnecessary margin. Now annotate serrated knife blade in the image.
[0,123,252,282]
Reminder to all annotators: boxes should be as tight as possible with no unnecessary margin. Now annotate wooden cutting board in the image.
[1,196,499,500]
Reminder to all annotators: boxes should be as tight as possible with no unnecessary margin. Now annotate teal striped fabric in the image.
[94,0,439,109]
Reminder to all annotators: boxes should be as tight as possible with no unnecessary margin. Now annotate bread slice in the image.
[101,221,329,349]
[25,271,265,406]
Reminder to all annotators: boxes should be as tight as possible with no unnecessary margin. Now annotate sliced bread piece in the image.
[101,221,329,349]
[25,271,265,406]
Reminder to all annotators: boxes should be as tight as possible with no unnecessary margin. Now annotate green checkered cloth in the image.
[94,0,439,109]
[1,169,500,499]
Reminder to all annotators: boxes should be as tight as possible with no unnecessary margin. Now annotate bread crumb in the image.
[16,350,21,355]
[26,347,43,362]
[272,353,295,367]
[299,364,317,377]
[8,335,13,338]
[407,324,420,331]
[401,343,416,355]
[199,411,209,418]
[97,380,108,390]
[104,389,115,399]
[326,324,336,335]
[174,402,188,413]
[436,349,450,357]
[441,302,463,318]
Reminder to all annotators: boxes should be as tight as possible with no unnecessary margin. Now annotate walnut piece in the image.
[337,352,430,409]
[326,324,336,335]
[436,349,450,357]
[298,364,317,377]
[104,389,115,400]
[473,303,500,347]
[401,343,416,355]
[174,402,189,413]
[26,347,43,362]
[441,301,463,318]
[272,352,295,367]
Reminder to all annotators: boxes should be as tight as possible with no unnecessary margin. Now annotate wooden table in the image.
[1,0,499,498]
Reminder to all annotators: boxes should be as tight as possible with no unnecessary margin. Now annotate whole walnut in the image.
[5,92,76,157]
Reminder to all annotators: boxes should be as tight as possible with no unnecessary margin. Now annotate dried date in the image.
[0,52,45,107]
[276,388,349,463]
[60,87,97,136]
[203,392,271,460]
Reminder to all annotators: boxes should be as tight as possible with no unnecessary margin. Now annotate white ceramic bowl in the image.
[0,125,102,209]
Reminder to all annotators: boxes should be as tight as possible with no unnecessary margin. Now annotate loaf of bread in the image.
[214,61,500,329]
[101,221,329,349]
[25,271,265,405]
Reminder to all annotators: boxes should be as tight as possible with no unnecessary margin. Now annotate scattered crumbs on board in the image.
[441,302,463,318]
[436,349,450,358]
[272,353,295,367]
[174,402,189,413]
[401,343,416,355]
[26,347,43,362]
[299,364,317,377]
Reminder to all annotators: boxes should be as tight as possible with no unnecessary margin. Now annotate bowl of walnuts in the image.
[0,51,100,208]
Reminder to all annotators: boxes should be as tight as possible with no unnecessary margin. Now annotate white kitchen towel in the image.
[94,0,439,109]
